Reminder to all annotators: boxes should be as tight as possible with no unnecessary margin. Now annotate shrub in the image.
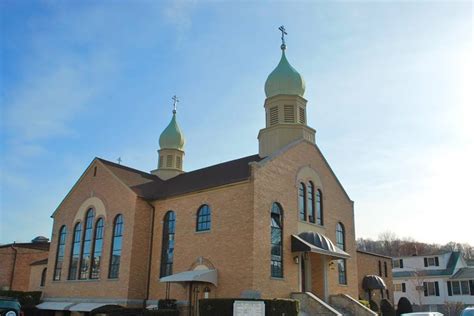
[0,290,42,308]
[369,299,379,312]
[157,299,177,310]
[380,299,395,316]
[396,297,413,316]
[359,300,370,309]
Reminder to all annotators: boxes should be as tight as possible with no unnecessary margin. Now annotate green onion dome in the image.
[159,112,185,150]
[264,49,305,98]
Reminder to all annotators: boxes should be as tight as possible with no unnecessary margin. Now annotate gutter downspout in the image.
[144,200,156,309]
[10,243,18,290]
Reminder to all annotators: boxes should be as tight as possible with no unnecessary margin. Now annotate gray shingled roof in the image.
[393,252,461,278]
[100,155,262,200]
[450,267,474,280]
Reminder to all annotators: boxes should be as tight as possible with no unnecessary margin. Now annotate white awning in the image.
[69,303,114,312]
[36,302,75,310]
[160,269,218,286]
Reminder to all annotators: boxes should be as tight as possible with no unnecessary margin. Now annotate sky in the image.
[1,0,473,245]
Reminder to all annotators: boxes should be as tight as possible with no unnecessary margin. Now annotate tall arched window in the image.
[160,211,176,277]
[316,189,323,225]
[79,208,94,279]
[40,268,47,287]
[68,223,82,280]
[336,222,347,284]
[271,203,283,278]
[336,222,345,250]
[298,183,306,221]
[307,182,315,223]
[53,225,67,280]
[90,218,104,279]
[196,204,211,232]
[109,215,123,279]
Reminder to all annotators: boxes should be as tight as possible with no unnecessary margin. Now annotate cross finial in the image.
[172,95,179,114]
[117,157,122,164]
[278,25,287,50]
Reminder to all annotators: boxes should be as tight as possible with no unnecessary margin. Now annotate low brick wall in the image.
[291,292,341,316]
[330,294,377,316]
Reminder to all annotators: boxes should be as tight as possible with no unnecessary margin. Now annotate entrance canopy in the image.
[69,303,115,312]
[291,232,350,259]
[362,275,387,290]
[36,302,75,310]
[159,269,217,286]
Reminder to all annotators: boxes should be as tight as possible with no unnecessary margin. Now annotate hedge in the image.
[380,299,395,316]
[199,298,299,316]
[0,290,42,308]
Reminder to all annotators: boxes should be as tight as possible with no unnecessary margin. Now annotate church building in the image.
[38,29,373,316]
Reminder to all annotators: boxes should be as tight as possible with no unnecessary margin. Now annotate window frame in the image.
[307,182,315,223]
[90,217,104,279]
[108,214,124,279]
[40,268,47,287]
[79,208,95,280]
[68,222,82,280]
[53,225,67,281]
[270,202,284,278]
[160,211,176,277]
[196,204,211,232]
[336,222,345,250]
[298,183,306,221]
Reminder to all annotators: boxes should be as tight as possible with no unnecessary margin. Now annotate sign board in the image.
[233,300,265,316]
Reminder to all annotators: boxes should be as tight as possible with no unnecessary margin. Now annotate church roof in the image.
[98,158,160,187]
[99,155,261,200]
[132,154,262,199]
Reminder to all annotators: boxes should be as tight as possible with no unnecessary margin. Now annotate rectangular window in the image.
[338,259,347,285]
[283,105,295,123]
[393,259,403,268]
[378,260,382,276]
[159,156,164,168]
[394,283,406,292]
[270,106,279,126]
[384,261,388,277]
[424,281,439,296]
[450,280,471,295]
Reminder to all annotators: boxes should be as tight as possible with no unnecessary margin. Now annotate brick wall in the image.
[357,250,393,306]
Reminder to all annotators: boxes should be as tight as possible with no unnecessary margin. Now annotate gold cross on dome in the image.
[172,95,179,113]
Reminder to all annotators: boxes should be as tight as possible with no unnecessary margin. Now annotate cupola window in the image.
[284,105,295,123]
[298,107,305,124]
[270,106,279,126]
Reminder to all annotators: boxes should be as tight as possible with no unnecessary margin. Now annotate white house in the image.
[392,252,474,312]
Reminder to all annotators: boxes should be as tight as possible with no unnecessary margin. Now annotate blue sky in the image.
[1,1,472,245]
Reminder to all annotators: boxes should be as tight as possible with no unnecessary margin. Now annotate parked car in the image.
[0,297,21,316]
[461,307,474,316]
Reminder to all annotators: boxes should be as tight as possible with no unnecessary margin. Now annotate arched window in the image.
[298,183,306,221]
[79,208,94,279]
[68,222,82,280]
[316,189,323,225]
[53,225,67,280]
[336,222,345,250]
[196,204,211,232]
[109,215,123,279]
[307,182,315,223]
[40,268,47,287]
[90,218,104,279]
[271,203,283,278]
[160,211,176,277]
[336,222,347,284]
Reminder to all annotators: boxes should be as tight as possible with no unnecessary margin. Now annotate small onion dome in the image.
[264,49,305,98]
[159,112,185,150]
